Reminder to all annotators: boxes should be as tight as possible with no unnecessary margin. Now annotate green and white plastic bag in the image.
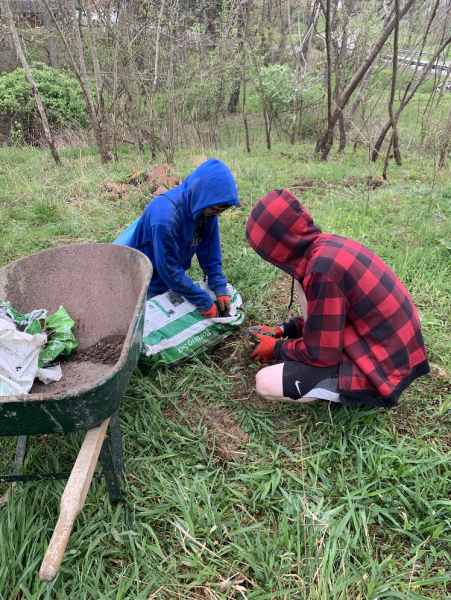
[140,282,245,368]
[0,302,77,395]
[38,306,78,367]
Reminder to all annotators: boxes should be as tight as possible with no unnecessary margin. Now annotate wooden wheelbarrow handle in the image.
[39,418,110,582]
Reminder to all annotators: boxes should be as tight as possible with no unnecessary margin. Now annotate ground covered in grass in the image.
[1,141,451,599]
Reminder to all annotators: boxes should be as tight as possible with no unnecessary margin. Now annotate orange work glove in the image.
[217,295,231,317]
[250,333,277,363]
[201,303,219,318]
[245,325,284,338]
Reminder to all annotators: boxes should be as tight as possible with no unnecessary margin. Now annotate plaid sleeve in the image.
[274,273,346,366]
[282,316,305,339]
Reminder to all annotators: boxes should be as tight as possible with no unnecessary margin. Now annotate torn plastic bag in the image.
[0,300,47,335]
[0,317,47,395]
[38,307,78,367]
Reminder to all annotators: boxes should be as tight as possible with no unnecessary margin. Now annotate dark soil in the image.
[202,408,250,461]
[29,361,112,395]
[291,178,326,191]
[68,334,125,365]
[345,175,384,189]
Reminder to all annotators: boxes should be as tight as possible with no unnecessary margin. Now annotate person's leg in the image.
[256,361,340,403]
[295,279,308,321]
[256,363,319,403]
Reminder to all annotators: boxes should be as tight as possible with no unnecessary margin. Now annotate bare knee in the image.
[255,369,271,397]
[255,365,283,400]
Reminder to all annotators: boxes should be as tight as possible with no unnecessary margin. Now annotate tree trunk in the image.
[372,32,451,161]
[242,0,251,153]
[277,9,287,62]
[228,2,243,114]
[149,0,165,158]
[39,0,59,69]
[40,0,107,161]
[228,83,241,114]
[1,0,61,164]
[383,0,400,176]
[167,22,175,162]
[287,0,301,145]
[121,0,143,154]
[315,0,415,160]
[344,1,392,134]
[72,0,109,162]
[438,104,451,169]
[85,0,111,162]
[242,0,271,149]
[112,12,120,163]
[323,0,333,158]
[344,61,376,133]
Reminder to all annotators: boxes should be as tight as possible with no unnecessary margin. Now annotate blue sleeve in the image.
[152,224,215,311]
[196,218,228,297]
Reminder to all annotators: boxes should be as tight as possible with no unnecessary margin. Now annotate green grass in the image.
[1,139,451,599]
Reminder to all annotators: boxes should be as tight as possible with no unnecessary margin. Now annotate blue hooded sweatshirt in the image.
[114,159,240,310]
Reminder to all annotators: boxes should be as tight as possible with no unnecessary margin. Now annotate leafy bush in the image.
[260,64,321,138]
[0,63,89,126]
[260,64,296,116]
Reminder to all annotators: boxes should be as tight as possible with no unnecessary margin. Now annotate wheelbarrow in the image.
[0,243,151,582]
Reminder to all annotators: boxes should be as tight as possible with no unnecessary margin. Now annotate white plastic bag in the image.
[0,317,47,395]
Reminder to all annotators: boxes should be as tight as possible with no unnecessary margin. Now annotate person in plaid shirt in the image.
[245,190,430,407]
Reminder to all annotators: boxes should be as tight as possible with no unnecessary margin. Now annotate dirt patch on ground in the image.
[101,164,180,202]
[202,408,250,461]
[69,334,125,365]
[206,274,295,412]
[164,403,250,462]
[345,175,384,189]
[30,361,112,395]
[290,179,326,192]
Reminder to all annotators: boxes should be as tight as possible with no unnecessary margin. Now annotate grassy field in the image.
[1,139,451,599]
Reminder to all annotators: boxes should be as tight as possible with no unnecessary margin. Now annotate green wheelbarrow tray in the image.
[0,243,151,582]
[0,243,151,436]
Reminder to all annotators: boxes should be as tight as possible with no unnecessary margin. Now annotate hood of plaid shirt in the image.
[246,189,321,279]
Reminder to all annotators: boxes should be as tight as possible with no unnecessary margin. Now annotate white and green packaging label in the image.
[140,282,245,368]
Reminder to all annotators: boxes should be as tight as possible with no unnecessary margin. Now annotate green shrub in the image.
[0,63,89,127]
[260,64,296,115]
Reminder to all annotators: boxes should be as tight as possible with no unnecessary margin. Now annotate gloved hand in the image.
[250,333,277,363]
[201,303,219,319]
[217,295,231,317]
[245,325,284,338]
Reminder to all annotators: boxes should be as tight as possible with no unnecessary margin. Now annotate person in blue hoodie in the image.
[114,159,240,318]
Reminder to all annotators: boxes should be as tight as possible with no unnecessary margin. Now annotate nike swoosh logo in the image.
[295,381,302,397]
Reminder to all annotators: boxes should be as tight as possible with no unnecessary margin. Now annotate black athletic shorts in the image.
[282,361,340,402]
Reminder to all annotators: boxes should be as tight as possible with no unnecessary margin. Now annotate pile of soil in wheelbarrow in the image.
[29,334,125,395]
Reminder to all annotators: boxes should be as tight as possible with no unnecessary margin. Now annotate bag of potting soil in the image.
[140,281,245,368]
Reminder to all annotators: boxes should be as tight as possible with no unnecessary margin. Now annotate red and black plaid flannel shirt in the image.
[246,190,429,407]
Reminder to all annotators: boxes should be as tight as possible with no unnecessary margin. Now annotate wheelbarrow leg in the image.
[13,436,29,474]
[0,435,29,505]
[108,411,125,476]
[99,437,123,503]
[39,419,110,582]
